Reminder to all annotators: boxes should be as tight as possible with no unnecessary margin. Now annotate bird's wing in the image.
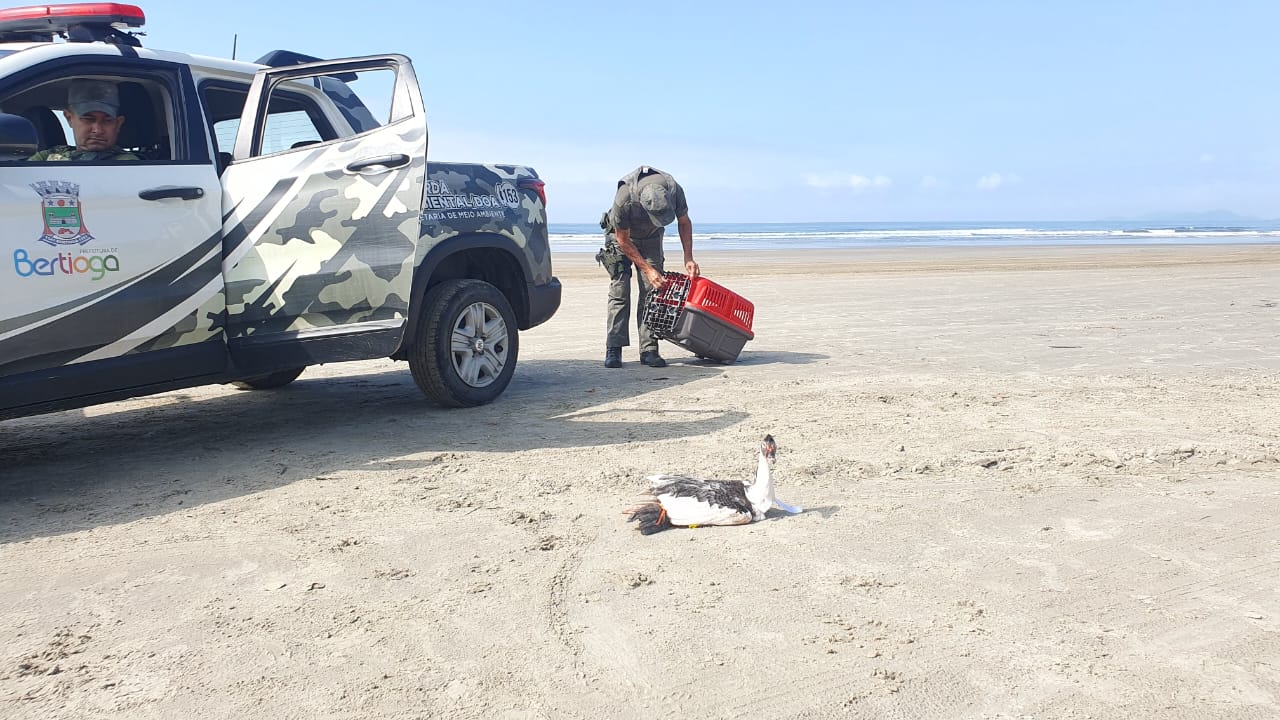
[655,493,753,526]
[647,473,732,488]
[648,476,751,509]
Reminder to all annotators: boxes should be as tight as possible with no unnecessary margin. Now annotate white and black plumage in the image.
[626,434,803,535]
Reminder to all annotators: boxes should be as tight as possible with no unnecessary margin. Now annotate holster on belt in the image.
[595,211,628,280]
[595,234,628,280]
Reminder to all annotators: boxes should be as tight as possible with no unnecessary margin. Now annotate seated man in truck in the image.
[27,80,139,161]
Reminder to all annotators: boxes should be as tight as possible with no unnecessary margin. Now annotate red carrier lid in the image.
[684,275,754,335]
[0,3,144,34]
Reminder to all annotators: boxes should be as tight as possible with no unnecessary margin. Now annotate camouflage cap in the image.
[638,181,676,227]
[67,80,120,118]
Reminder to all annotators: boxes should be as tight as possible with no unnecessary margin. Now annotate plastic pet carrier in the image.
[642,273,755,363]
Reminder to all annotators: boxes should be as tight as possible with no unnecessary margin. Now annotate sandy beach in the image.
[2,243,1278,719]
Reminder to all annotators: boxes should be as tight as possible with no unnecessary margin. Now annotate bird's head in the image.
[760,434,777,464]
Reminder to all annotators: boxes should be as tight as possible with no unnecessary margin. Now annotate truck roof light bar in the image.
[0,3,145,46]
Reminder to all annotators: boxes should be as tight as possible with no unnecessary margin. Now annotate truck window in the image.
[261,109,323,153]
[201,83,332,167]
[213,103,324,155]
[252,67,396,155]
[0,73,180,161]
[201,67,396,162]
[316,69,392,133]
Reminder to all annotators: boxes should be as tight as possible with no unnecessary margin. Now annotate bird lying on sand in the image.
[625,434,803,535]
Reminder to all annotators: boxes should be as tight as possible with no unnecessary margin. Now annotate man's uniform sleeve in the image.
[608,184,632,232]
[671,181,690,219]
[26,146,139,161]
[29,145,73,161]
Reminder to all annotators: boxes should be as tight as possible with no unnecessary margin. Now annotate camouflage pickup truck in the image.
[0,4,560,420]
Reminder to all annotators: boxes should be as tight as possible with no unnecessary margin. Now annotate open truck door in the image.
[218,55,427,375]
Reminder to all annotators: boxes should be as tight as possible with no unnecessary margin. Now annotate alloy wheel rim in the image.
[449,301,508,388]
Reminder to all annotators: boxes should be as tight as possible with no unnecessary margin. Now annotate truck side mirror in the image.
[0,113,39,159]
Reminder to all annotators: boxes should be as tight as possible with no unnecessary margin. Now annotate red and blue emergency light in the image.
[0,3,144,43]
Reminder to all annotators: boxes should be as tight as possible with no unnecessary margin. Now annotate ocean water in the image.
[550,220,1280,253]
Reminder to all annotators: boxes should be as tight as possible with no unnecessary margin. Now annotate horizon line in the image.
[547,216,1277,226]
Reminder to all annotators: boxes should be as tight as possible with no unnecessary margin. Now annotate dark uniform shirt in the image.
[27,145,140,161]
[607,166,688,241]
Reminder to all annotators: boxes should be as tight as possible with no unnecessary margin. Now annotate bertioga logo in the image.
[31,180,94,246]
[13,249,120,281]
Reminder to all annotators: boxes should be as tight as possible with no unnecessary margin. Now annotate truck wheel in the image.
[231,367,306,390]
[409,279,519,407]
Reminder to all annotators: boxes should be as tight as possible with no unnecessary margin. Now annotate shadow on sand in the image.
[0,356,769,542]
[766,504,841,521]
[690,350,826,367]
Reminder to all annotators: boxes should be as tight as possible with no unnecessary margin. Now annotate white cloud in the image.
[977,172,1020,190]
[919,175,940,189]
[1200,153,1216,164]
[805,173,892,192]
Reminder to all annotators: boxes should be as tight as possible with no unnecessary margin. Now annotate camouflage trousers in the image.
[605,231,665,353]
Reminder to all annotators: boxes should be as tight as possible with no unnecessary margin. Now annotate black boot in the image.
[604,347,622,368]
[639,350,667,368]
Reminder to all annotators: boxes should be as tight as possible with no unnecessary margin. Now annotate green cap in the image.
[638,182,676,226]
[68,80,120,118]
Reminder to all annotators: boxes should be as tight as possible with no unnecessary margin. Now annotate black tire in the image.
[409,279,519,407]
[231,366,306,390]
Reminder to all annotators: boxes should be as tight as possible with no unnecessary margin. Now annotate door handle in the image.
[346,154,410,173]
[139,186,205,201]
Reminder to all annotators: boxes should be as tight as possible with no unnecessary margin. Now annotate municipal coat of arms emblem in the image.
[31,181,94,246]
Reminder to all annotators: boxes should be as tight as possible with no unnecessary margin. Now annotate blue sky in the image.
[157,1,1279,223]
